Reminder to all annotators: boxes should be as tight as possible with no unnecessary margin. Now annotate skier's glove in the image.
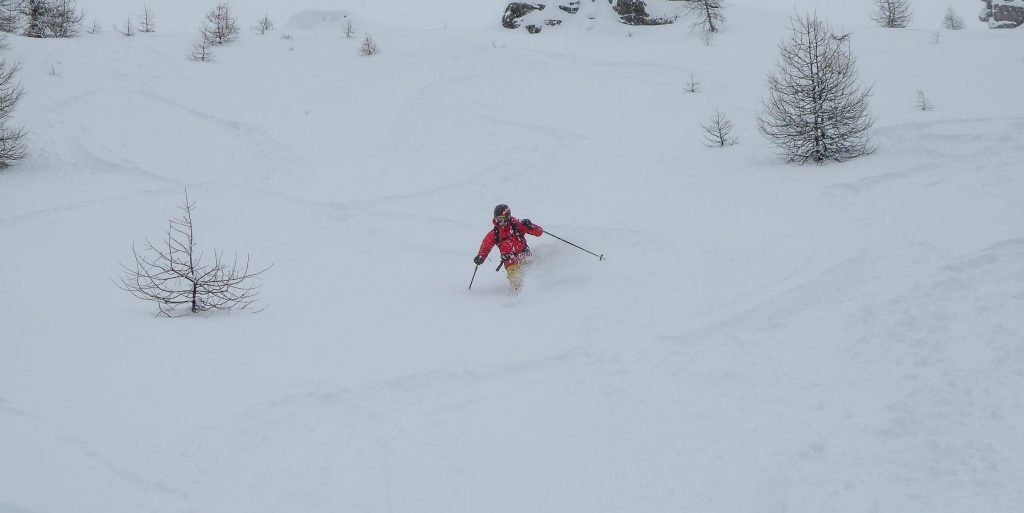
[521,219,534,229]
[473,255,484,265]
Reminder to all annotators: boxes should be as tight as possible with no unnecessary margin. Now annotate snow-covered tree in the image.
[21,0,48,37]
[757,12,874,164]
[871,0,913,28]
[0,0,21,33]
[942,6,965,30]
[200,2,239,45]
[358,33,379,56]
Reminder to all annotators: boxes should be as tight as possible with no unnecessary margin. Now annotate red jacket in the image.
[477,217,543,268]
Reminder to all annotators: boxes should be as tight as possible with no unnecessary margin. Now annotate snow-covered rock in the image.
[979,0,1024,28]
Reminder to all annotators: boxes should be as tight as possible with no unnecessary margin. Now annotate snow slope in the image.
[1,1,1023,512]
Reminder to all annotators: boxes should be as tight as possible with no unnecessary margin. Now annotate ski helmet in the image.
[493,204,510,219]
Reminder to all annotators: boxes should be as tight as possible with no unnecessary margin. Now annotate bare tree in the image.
[200,2,239,45]
[358,33,379,56]
[114,15,134,37]
[871,0,912,28]
[252,13,273,35]
[189,37,215,61]
[684,72,701,93]
[757,12,874,164]
[915,89,934,111]
[942,6,964,30]
[685,0,724,34]
[344,18,354,38]
[0,58,25,168]
[44,0,82,37]
[86,18,101,34]
[700,109,737,147]
[139,4,155,33]
[117,192,269,317]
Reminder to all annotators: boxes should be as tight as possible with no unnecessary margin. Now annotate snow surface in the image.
[1,1,1023,512]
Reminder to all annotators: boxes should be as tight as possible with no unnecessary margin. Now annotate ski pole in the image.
[469,265,479,290]
[495,260,503,272]
[544,230,605,261]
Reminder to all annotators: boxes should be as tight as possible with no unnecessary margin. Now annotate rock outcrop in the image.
[502,0,674,33]
[979,0,1024,28]
[502,2,545,29]
[612,0,675,26]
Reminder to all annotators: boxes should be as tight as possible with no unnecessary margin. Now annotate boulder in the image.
[559,1,581,14]
[502,2,545,29]
[979,0,1024,28]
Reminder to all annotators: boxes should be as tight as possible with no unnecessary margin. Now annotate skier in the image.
[474,204,543,294]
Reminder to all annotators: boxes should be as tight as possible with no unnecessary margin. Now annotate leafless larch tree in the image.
[359,33,379,56]
[915,89,934,111]
[871,0,912,28]
[942,7,964,30]
[0,57,26,168]
[200,2,239,45]
[189,37,215,62]
[114,15,134,37]
[139,4,155,33]
[701,109,737,147]
[686,0,724,34]
[757,12,874,164]
[117,192,270,317]
[685,72,701,93]
[252,13,273,35]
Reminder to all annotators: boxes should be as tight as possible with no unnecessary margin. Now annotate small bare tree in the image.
[344,19,354,38]
[118,192,269,316]
[252,13,273,35]
[942,6,964,30]
[757,12,874,164]
[701,109,737,147]
[86,18,101,34]
[189,37,215,62]
[114,15,134,37]
[915,90,934,111]
[200,2,239,45]
[871,0,912,28]
[139,4,155,33]
[358,33,379,56]
[684,72,701,93]
[0,57,26,168]
[686,0,724,34]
